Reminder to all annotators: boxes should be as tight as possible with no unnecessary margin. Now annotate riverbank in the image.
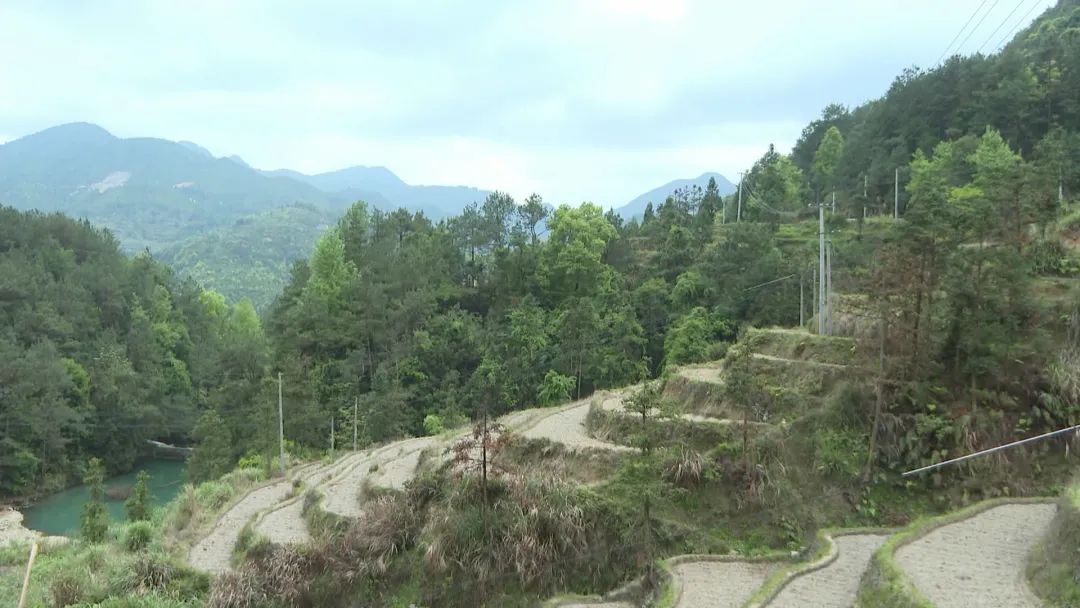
[0,509,40,547]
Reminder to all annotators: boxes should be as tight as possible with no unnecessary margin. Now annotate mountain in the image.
[0,123,494,306]
[157,203,338,309]
[0,122,337,251]
[614,172,736,219]
[266,165,490,219]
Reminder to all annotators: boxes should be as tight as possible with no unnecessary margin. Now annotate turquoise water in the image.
[22,459,187,535]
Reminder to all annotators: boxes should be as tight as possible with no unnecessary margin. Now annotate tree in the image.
[811,125,845,198]
[540,203,618,303]
[188,411,233,482]
[723,344,768,482]
[125,470,152,522]
[537,370,575,406]
[81,457,109,542]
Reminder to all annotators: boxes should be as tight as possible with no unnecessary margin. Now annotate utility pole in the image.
[353,396,358,452]
[825,241,833,335]
[894,167,900,219]
[799,272,804,328]
[831,190,836,214]
[1060,170,1065,209]
[863,174,868,219]
[818,201,827,334]
[737,172,744,222]
[277,372,285,473]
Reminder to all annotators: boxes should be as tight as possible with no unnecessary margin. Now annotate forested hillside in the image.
[0,207,268,498]
[783,0,1080,214]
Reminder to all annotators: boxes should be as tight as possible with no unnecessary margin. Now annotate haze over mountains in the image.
[0,122,734,306]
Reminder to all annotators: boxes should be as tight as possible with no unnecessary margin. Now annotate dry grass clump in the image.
[422,473,631,599]
[663,448,706,487]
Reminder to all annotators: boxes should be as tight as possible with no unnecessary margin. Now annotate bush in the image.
[81,457,109,543]
[537,369,575,406]
[813,429,865,477]
[126,521,155,552]
[126,470,152,522]
[663,448,707,487]
[50,569,88,607]
[423,414,445,436]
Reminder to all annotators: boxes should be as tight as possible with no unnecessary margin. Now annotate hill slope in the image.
[266,165,490,219]
[0,123,336,251]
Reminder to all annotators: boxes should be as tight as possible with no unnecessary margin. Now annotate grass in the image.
[1027,484,1080,607]
[744,327,857,366]
[855,497,1056,608]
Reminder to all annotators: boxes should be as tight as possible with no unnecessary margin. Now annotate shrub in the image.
[663,448,707,487]
[813,429,864,477]
[126,521,155,552]
[81,457,109,543]
[423,414,445,436]
[126,470,152,522]
[537,369,575,406]
[50,569,88,607]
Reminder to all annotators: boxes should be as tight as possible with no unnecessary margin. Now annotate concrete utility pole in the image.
[799,273,804,328]
[818,200,827,335]
[737,172,744,222]
[894,167,900,219]
[825,240,833,335]
[277,372,285,473]
[863,174,868,219]
[353,397,358,451]
[831,190,836,214]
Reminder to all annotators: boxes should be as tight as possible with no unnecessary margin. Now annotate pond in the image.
[22,459,188,535]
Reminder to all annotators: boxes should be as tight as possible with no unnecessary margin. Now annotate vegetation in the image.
[126,470,153,522]
[2,2,1080,605]
[0,206,273,499]
[1028,484,1080,606]
[80,458,109,543]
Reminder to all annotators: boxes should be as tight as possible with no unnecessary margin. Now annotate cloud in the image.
[0,0,1054,205]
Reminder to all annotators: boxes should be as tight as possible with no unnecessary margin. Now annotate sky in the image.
[0,0,1055,206]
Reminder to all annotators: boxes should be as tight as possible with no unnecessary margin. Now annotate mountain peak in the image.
[614,172,736,219]
[10,122,115,147]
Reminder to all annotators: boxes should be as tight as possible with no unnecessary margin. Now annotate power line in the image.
[976,0,1029,54]
[935,0,991,65]
[903,423,1080,477]
[954,0,1004,57]
[994,0,1045,51]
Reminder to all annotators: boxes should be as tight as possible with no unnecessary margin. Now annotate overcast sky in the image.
[0,0,1054,206]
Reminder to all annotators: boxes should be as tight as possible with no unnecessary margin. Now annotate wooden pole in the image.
[17,540,38,608]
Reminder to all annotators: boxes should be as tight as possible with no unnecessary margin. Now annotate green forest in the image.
[2,0,1080,500]
[2,2,1080,607]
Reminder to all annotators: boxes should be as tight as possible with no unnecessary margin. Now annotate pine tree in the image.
[125,470,152,522]
[80,457,109,542]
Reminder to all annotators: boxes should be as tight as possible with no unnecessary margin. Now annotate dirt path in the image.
[751,353,848,369]
[189,478,296,573]
[895,503,1057,608]
[370,436,437,491]
[677,366,725,384]
[599,394,768,429]
[766,534,888,607]
[251,453,369,545]
[671,560,777,608]
[520,398,631,451]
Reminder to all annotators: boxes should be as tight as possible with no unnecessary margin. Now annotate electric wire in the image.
[976,0,1030,55]
[935,0,992,65]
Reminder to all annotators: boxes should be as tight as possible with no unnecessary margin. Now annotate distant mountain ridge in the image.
[0,122,494,306]
[615,172,736,219]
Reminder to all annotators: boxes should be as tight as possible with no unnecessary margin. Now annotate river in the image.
[22,459,187,535]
